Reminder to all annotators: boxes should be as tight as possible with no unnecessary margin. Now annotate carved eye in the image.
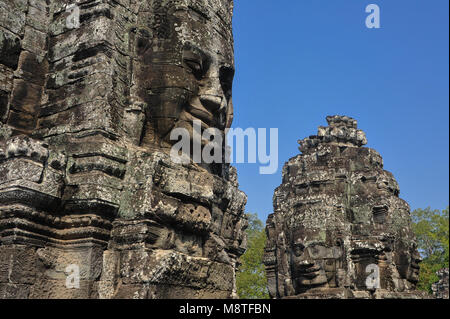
[184,58,206,80]
[182,44,212,81]
[185,59,203,73]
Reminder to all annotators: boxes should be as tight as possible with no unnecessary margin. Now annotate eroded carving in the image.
[264,116,429,299]
[0,0,246,299]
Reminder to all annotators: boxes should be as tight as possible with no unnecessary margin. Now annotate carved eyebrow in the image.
[187,5,210,20]
[183,51,203,65]
[182,43,210,63]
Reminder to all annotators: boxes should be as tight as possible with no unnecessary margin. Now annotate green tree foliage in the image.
[411,207,449,293]
[236,213,269,299]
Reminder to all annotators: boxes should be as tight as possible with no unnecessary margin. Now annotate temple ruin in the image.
[264,116,430,299]
[0,0,247,299]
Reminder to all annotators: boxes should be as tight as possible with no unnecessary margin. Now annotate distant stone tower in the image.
[264,116,430,299]
[432,268,449,299]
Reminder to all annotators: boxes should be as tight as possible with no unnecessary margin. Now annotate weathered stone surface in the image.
[432,268,449,299]
[264,116,430,299]
[0,0,247,299]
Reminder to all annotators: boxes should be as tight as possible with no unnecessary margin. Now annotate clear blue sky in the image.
[231,0,449,223]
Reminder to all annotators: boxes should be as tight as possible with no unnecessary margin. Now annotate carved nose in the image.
[199,95,224,113]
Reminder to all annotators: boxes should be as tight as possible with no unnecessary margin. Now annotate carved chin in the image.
[154,118,178,138]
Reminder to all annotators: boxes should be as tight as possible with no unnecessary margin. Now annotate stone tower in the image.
[0,0,247,299]
[432,268,449,299]
[264,116,429,299]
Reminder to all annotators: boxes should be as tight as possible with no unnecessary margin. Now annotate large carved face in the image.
[290,229,344,292]
[394,241,422,284]
[134,0,234,147]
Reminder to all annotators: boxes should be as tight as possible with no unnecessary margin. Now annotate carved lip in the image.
[189,107,214,127]
[295,264,322,277]
[180,108,212,132]
[184,103,215,129]
[297,271,321,279]
[186,95,224,129]
[411,263,421,270]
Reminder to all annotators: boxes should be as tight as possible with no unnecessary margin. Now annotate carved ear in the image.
[225,97,234,129]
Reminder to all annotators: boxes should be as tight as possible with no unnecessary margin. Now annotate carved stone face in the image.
[407,250,422,284]
[134,0,234,147]
[290,234,344,292]
[395,241,422,284]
